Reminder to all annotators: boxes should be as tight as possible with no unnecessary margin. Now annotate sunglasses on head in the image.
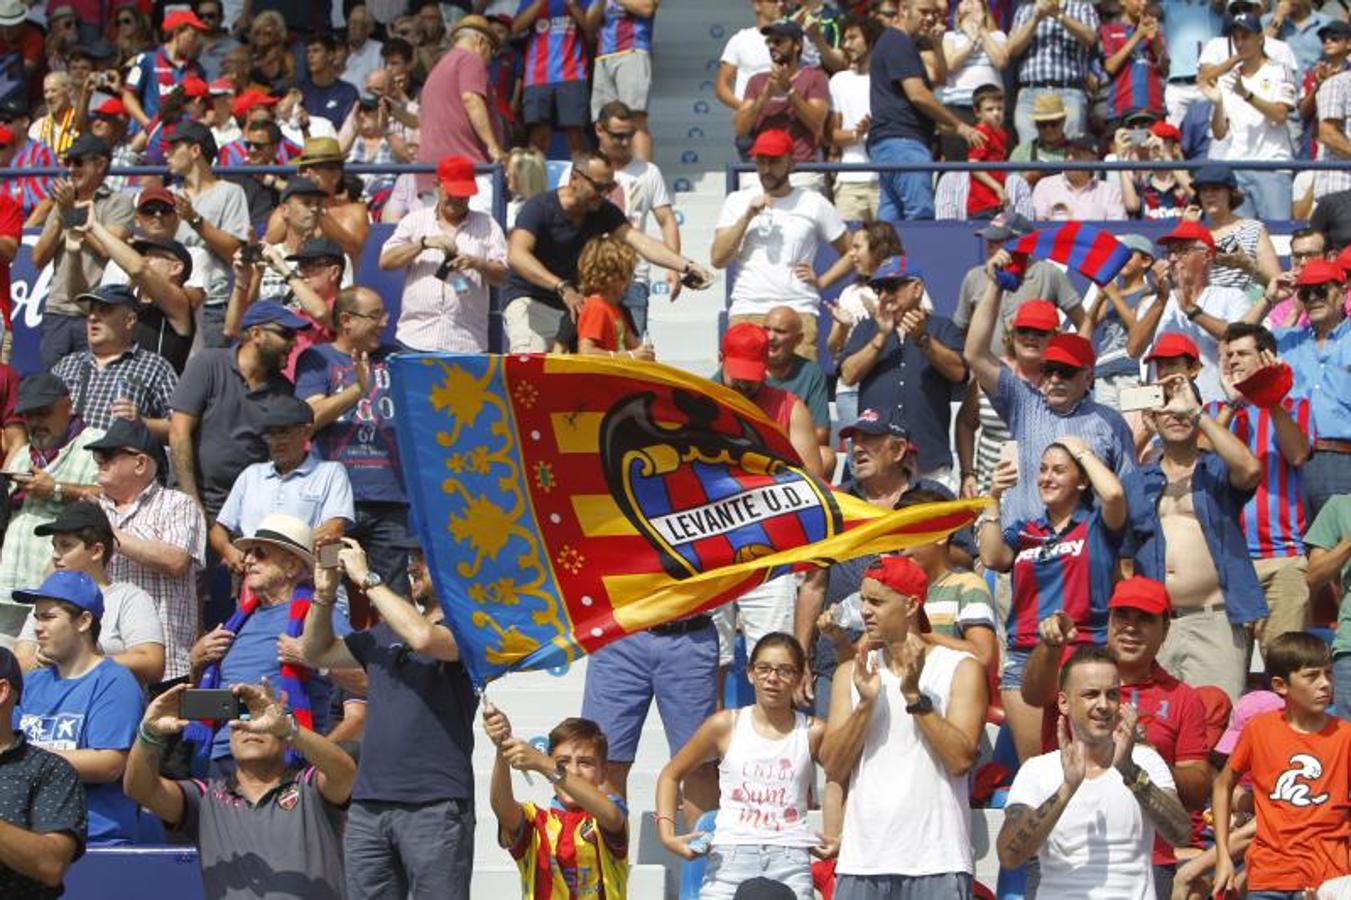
[1043,362,1082,380]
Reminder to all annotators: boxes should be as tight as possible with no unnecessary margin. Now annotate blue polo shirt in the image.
[1275,319,1351,440]
[840,315,965,473]
[16,659,143,846]
[1263,9,1332,76]
[1160,0,1223,80]
[216,454,355,538]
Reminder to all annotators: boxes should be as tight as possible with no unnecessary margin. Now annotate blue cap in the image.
[13,571,104,622]
[869,255,925,286]
[1225,11,1263,33]
[75,283,139,308]
[239,301,310,332]
[1193,164,1238,189]
[840,407,911,440]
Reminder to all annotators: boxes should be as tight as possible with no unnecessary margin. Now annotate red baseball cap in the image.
[163,10,209,33]
[1149,121,1182,143]
[208,77,236,96]
[1109,575,1172,616]
[1011,299,1059,331]
[1042,333,1095,370]
[93,97,126,118]
[720,322,769,382]
[232,89,279,120]
[1156,219,1216,252]
[1335,244,1351,275]
[749,129,793,158]
[864,556,930,630]
[1295,258,1346,286]
[0,125,13,148]
[1144,331,1201,363]
[180,76,209,99]
[136,185,176,208]
[436,154,478,197]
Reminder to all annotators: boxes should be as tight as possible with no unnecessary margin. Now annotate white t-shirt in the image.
[1005,746,1176,900]
[718,186,847,316]
[1199,35,1298,76]
[1215,58,1297,161]
[1135,285,1253,403]
[721,26,773,100]
[828,69,876,184]
[18,581,165,658]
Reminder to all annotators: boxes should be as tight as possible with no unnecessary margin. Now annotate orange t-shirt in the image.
[576,296,629,353]
[1228,709,1351,891]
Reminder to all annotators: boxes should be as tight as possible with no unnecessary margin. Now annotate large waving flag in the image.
[389,353,984,688]
[996,222,1134,291]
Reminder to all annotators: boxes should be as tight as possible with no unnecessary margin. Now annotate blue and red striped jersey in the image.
[0,138,53,219]
[1099,22,1166,120]
[216,137,303,168]
[1205,397,1314,558]
[1003,507,1122,651]
[598,0,653,57]
[519,0,595,87]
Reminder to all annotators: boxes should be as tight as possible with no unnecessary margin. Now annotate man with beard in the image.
[736,20,831,192]
[0,375,104,638]
[829,15,882,221]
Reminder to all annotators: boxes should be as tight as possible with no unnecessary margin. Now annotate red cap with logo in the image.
[436,155,478,197]
[180,76,209,99]
[749,129,794,158]
[136,186,176,209]
[1149,121,1182,143]
[232,89,279,120]
[163,10,209,32]
[864,556,930,631]
[1296,258,1346,286]
[720,322,769,382]
[1011,299,1059,331]
[1042,333,1095,370]
[93,97,126,118]
[1144,331,1201,363]
[1108,575,1172,616]
[1156,219,1216,252]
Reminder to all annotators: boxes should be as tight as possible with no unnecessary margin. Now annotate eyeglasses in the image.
[1166,244,1208,258]
[750,663,801,680]
[1043,362,1082,380]
[139,203,174,217]
[574,169,617,195]
[604,128,635,142]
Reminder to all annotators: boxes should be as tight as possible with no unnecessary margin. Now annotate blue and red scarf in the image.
[995,223,1133,291]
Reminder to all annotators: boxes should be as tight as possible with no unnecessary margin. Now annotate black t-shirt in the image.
[867,27,934,146]
[136,301,194,375]
[502,191,629,311]
[345,621,478,803]
[1312,189,1351,251]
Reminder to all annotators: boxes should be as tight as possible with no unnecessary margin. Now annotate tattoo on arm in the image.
[1118,759,1193,848]
[1000,789,1072,865]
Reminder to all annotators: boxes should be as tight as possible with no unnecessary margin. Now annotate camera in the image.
[240,244,263,265]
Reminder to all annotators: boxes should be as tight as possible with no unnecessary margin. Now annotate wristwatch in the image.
[52,483,64,503]
[905,694,934,715]
[361,570,383,591]
[914,332,932,349]
[1184,305,1202,320]
[188,212,204,229]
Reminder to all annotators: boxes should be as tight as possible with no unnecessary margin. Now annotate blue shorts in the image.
[999,647,1034,691]
[522,81,590,129]
[580,622,719,761]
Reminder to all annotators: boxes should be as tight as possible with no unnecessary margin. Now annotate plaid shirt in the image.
[1012,0,1099,86]
[52,346,179,432]
[101,483,206,681]
[1316,71,1351,198]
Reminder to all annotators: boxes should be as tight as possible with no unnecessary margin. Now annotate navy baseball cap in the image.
[286,237,344,263]
[86,418,159,457]
[840,407,910,440]
[15,373,70,414]
[74,283,138,308]
[761,18,804,40]
[163,120,218,160]
[132,236,194,281]
[1193,163,1238,188]
[262,395,315,429]
[34,501,112,537]
[64,132,110,161]
[1226,11,1263,33]
[13,570,105,621]
[869,255,925,286]
[239,301,310,332]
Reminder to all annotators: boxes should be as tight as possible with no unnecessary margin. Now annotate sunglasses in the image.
[244,544,274,560]
[1298,284,1333,299]
[604,128,635,142]
[575,169,617,194]
[139,203,174,217]
[1013,327,1052,338]
[1043,362,1082,380]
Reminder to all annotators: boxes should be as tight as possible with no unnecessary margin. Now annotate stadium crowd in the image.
[0,0,1342,900]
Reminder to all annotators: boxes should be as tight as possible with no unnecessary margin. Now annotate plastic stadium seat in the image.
[679,810,720,900]
[66,847,204,899]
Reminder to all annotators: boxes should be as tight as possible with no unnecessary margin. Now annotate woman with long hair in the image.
[247,11,296,91]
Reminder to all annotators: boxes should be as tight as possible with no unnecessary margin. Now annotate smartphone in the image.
[1128,128,1148,146]
[61,206,88,229]
[1119,384,1166,413]
[240,243,263,265]
[318,542,342,568]
[998,440,1019,465]
[180,688,245,721]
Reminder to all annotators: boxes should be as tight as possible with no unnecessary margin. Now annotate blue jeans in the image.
[1335,653,1351,721]
[1014,87,1088,146]
[1304,450,1351,524]
[1234,168,1293,221]
[871,136,936,223]
[1249,892,1308,899]
[700,845,814,900]
[622,279,650,337]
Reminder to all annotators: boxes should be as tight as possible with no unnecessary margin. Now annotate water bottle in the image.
[686,832,712,855]
[831,592,864,631]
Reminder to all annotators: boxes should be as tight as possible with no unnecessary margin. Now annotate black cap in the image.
[85,418,159,457]
[64,132,111,161]
[0,95,28,120]
[163,120,218,160]
[1226,11,1263,33]
[0,647,23,703]
[34,501,112,537]
[760,18,804,40]
[287,237,344,263]
[132,236,194,282]
[15,373,70,414]
[1319,20,1351,39]
[262,395,315,429]
[75,283,138,308]
[281,178,328,201]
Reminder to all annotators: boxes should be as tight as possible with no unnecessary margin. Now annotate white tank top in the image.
[837,645,975,876]
[712,709,817,848]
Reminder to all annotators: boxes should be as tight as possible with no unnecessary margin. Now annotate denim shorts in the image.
[999,647,1034,691]
[701,845,814,900]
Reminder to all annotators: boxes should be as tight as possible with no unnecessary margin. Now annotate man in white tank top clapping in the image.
[819,556,988,899]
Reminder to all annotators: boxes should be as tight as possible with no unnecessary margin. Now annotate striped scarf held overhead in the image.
[995,223,1134,292]
[184,582,314,764]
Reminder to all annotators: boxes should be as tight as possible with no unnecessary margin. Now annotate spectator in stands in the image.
[238,179,332,312]
[30,134,135,369]
[657,633,827,898]
[1316,55,1351,201]
[996,646,1193,894]
[122,10,208,129]
[953,213,1086,349]
[1118,122,1194,218]
[126,678,355,898]
[736,20,831,190]
[829,15,881,221]
[342,5,384,90]
[963,85,1009,219]
[13,570,143,846]
[825,222,903,430]
[937,0,1009,162]
[514,0,592,154]
[569,235,652,358]
[760,307,832,458]
[1265,0,1331,76]
[1100,0,1167,125]
[820,556,986,897]
[168,302,303,525]
[1189,166,1280,295]
[1306,496,1351,720]
[712,130,851,361]
[1082,233,1154,409]
[192,0,237,81]
[1200,13,1297,220]
[299,34,358,130]
[379,154,508,353]
[1031,134,1128,220]
[1264,228,1344,329]
[0,0,43,85]
[1212,633,1351,896]
[717,0,785,114]
[264,137,370,263]
[50,285,178,439]
[1210,322,1314,652]
[840,257,966,485]
[0,97,54,227]
[1007,0,1099,143]
[226,120,284,229]
[0,375,105,638]
[592,100,683,336]
[588,0,657,161]
[339,96,401,213]
[164,121,250,350]
[1008,93,1070,187]
[30,73,78,159]
[719,323,826,476]
[504,150,709,353]
[980,435,1128,760]
[870,0,985,221]
[1127,372,1265,702]
[0,646,85,896]
[302,535,478,900]
[244,12,295,93]
[1127,220,1257,403]
[964,265,1137,527]
[13,504,165,687]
